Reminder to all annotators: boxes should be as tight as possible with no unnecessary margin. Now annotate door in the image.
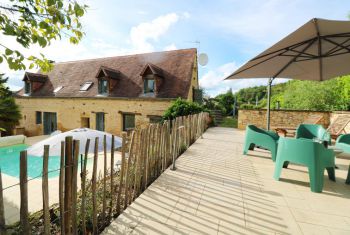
[43,112,57,135]
[96,112,105,131]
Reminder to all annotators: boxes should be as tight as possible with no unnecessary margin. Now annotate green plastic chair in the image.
[274,137,335,193]
[335,134,350,184]
[295,124,331,144]
[243,125,279,161]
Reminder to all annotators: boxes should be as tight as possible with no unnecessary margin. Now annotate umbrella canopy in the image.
[27,128,122,156]
[226,18,350,81]
[225,18,350,129]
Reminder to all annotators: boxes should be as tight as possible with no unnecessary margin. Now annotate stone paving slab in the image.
[103,127,350,235]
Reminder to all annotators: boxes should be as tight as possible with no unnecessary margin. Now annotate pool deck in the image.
[103,127,350,235]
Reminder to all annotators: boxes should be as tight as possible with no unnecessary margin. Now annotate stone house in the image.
[15,48,200,136]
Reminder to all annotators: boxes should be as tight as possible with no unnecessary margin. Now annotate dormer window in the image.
[24,81,31,94]
[140,63,164,96]
[144,77,155,93]
[98,79,108,95]
[95,66,120,96]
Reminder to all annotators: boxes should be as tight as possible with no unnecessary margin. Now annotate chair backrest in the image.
[303,114,323,124]
[327,115,350,136]
[296,124,329,141]
[247,125,279,140]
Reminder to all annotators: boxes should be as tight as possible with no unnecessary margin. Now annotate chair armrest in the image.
[336,134,350,144]
[266,130,280,141]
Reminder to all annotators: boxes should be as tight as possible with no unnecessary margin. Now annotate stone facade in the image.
[238,109,331,130]
[15,97,173,137]
[15,61,199,137]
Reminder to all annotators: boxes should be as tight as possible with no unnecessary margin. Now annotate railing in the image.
[0,112,209,234]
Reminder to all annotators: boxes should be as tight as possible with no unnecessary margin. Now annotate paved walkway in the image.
[103,127,350,235]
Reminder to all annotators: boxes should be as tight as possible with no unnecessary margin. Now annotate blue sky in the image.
[2,0,350,96]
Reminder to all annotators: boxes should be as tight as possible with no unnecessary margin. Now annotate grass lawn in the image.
[219,116,238,128]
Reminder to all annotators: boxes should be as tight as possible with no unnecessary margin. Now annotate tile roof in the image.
[16,48,197,99]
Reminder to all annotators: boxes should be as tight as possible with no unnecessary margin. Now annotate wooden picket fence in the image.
[0,112,209,234]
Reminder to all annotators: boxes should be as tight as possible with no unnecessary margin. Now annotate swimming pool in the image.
[0,144,61,178]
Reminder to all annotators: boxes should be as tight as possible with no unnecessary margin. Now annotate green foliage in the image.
[0,74,21,135]
[215,89,235,115]
[163,98,206,120]
[203,97,225,114]
[240,103,255,109]
[0,0,88,72]
[232,76,350,111]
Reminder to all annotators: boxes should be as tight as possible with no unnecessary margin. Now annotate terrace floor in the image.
[103,127,350,235]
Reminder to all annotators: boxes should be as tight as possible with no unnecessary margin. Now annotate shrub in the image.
[162,98,206,120]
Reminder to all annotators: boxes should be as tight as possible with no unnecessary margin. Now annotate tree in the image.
[0,0,88,72]
[215,89,235,115]
[0,74,21,135]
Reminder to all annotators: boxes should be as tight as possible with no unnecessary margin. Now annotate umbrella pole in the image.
[266,78,274,130]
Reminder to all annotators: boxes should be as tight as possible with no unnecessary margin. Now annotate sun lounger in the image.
[327,115,350,139]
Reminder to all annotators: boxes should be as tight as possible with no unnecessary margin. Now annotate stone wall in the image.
[238,109,331,130]
[15,97,173,137]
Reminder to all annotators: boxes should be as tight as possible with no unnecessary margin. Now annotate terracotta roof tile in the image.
[16,48,197,99]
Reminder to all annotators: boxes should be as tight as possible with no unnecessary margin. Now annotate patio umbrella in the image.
[225,18,350,130]
[27,128,122,156]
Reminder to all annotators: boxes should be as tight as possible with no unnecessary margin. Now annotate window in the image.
[98,79,108,95]
[123,114,135,131]
[36,111,42,124]
[80,82,93,91]
[96,112,105,131]
[143,79,155,93]
[149,116,162,123]
[54,86,63,93]
[24,81,31,94]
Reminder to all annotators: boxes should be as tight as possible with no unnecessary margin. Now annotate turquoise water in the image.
[0,144,61,178]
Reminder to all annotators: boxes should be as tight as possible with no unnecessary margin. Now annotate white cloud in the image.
[129,13,180,53]
[163,43,177,51]
[200,61,289,97]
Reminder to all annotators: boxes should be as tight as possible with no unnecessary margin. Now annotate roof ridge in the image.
[53,48,197,65]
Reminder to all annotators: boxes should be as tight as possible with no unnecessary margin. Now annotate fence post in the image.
[142,128,148,190]
[71,140,80,235]
[20,151,30,235]
[124,131,135,209]
[102,135,107,226]
[116,132,127,215]
[0,170,5,234]
[81,139,90,235]
[64,136,73,234]
[109,135,115,218]
[42,145,50,235]
[59,141,65,235]
[171,127,178,171]
[92,137,99,235]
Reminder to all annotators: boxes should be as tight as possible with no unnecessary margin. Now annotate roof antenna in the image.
[185,40,208,66]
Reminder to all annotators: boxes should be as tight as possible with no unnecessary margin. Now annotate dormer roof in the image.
[140,63,165,78]
[22,72,48,82]
[96,66,120,80]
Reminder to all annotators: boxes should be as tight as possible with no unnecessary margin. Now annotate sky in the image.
[2,0,350,96]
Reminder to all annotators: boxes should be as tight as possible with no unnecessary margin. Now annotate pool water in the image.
[0,144,61,178]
